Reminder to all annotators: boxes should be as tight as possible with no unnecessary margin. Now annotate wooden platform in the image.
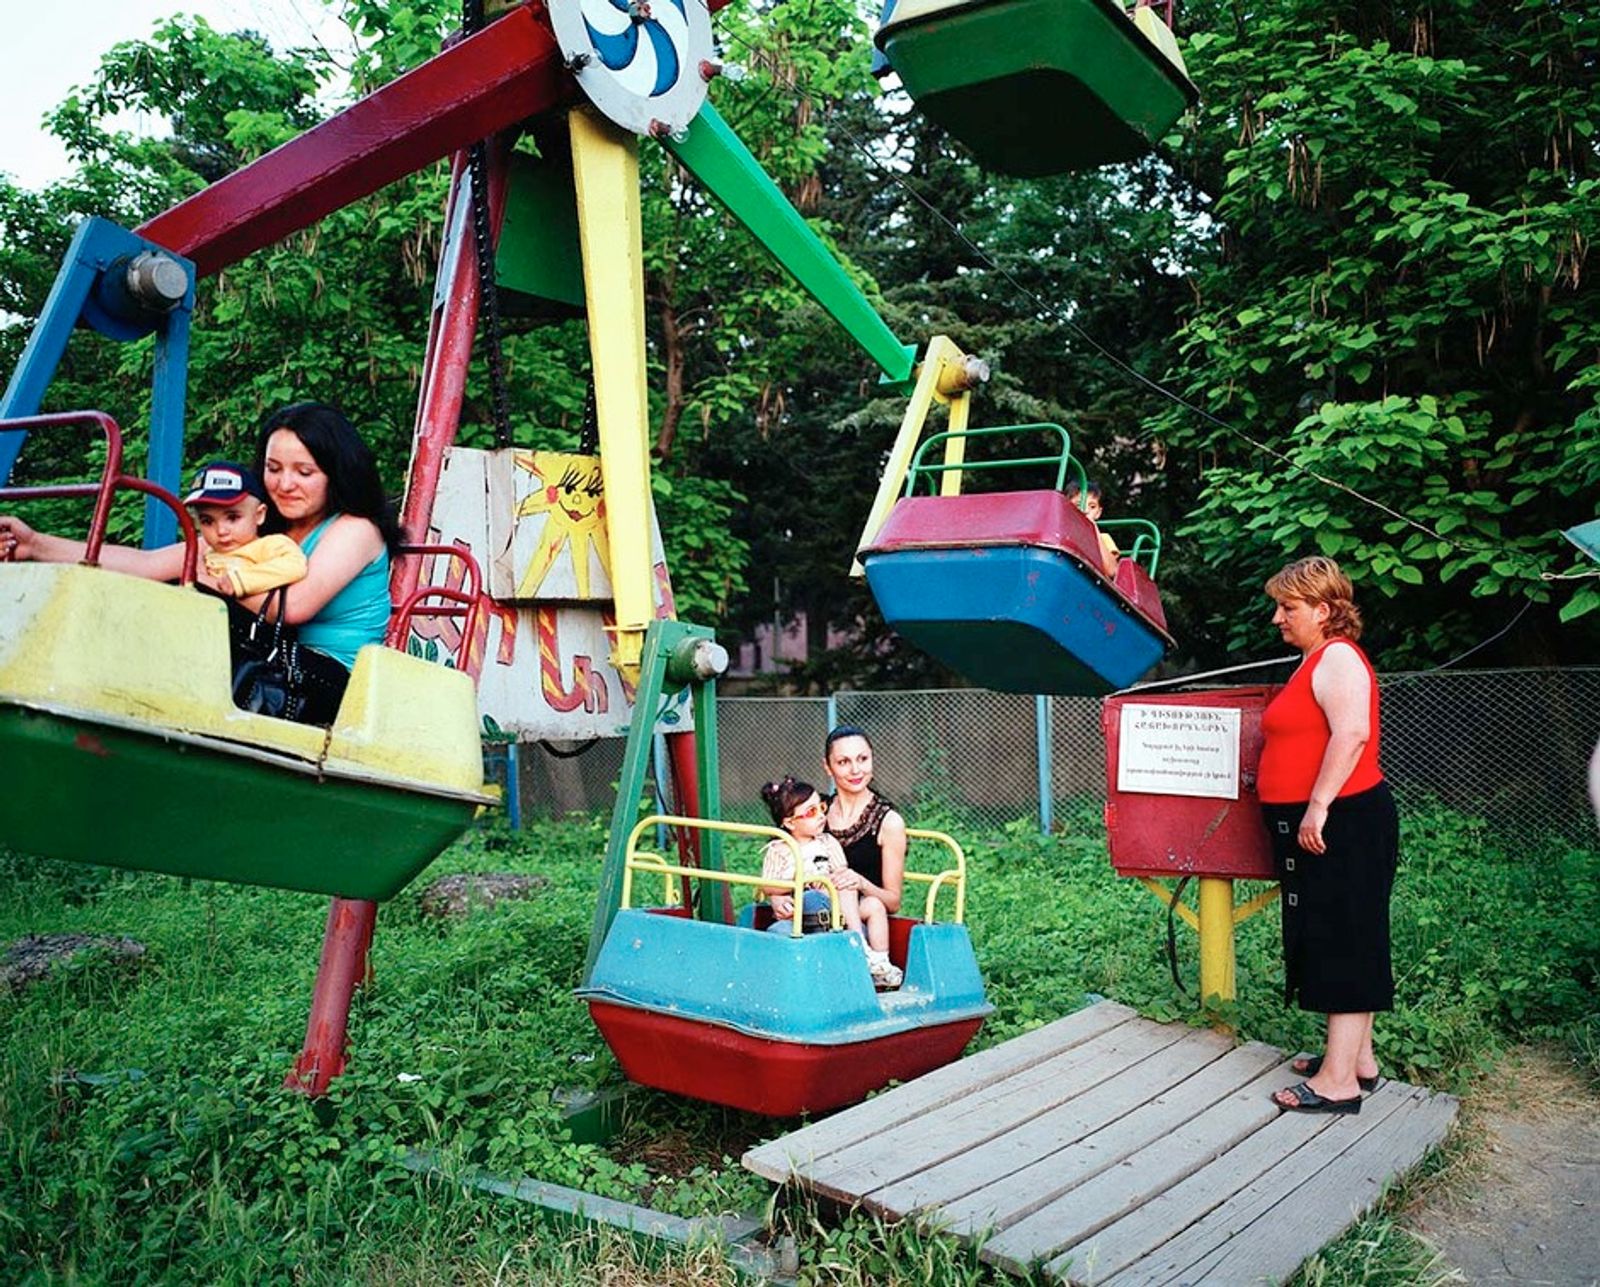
[743,1001,1458,1284]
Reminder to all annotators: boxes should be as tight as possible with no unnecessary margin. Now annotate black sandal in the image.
[1292,1054,1380,1093]
[1273,1081,1362,1114]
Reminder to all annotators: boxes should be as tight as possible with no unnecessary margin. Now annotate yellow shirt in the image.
[205,534,308,596]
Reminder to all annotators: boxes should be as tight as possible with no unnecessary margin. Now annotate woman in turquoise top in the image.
[236,402,403,722]
[0,401,399,725]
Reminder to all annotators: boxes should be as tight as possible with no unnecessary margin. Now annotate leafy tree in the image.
[1156,0,1600,664]
[0,4,751,618]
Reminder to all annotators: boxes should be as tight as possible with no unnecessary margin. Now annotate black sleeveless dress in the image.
[825,792,896,890]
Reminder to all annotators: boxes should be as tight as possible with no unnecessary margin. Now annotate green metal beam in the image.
[585,618,722,983]
[665,103,917,389]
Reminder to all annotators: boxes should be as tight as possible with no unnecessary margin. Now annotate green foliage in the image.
[6,0,1600,680]
[0,3,752,625]
[1158,0,1600,663]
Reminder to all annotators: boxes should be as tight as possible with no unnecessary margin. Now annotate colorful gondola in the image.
[860,423,1173,694]
[0,413,494,903]
[579,815,991,1116]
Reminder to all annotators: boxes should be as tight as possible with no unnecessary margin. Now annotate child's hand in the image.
[769,893,794,918]
[198,568,236,596]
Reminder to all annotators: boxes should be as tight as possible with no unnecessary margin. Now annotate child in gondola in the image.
[1065,479,1120,578]
[759,775,903,988]
[183,460,307,596]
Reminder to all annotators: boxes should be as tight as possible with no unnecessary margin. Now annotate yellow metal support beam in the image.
[1197,877,1235,1008]
[938,391,971,497]
[1233,884,1281,925]
[851,334,969,576]
[1135,875,1281,1031]
[570,108,655,680]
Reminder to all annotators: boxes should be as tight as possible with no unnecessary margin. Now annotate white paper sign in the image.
[1117,704,1241,799]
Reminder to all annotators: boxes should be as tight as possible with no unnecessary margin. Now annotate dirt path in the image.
[1408,1048,1600,1286]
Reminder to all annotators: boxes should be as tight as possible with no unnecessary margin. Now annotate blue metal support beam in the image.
[0,217,195,547]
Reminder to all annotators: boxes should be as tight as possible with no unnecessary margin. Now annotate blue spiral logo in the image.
[581,0,690,98]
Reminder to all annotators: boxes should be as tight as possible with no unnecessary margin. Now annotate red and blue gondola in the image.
[859,425,1173,695]
[578,818,991,1116]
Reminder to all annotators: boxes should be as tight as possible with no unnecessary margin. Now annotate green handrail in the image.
[904,423,1087,497]
[1098,517,1163,577]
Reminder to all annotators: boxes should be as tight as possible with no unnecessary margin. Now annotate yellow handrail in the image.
[903,827,968,924]
[622,814,839,937]
[621,816,970,933]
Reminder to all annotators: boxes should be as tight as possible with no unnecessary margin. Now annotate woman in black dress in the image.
[1258,556,1397,1115]
[821,725,906,916]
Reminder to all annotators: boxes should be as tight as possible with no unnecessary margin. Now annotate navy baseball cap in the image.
[184,461,267,506]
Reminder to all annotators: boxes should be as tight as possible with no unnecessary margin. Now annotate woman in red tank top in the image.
[1259,557,1399,1116]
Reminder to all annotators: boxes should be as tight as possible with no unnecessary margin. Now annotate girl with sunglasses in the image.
[759,775,902,989]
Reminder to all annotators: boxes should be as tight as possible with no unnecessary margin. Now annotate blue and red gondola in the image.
[860,424,1173,695]
[579,816,991,1116]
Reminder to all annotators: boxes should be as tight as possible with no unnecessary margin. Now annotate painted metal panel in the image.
[864,545,1169,693]
[411,445,688,740]
[581,908,992,1044]
[876,0,1197,176]
[1101,687,1280,880]
[136,7,568,277]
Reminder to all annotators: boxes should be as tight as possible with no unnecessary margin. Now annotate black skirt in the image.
[1261,781,1399,1014]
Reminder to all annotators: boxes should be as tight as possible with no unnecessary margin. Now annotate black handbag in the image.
[231,586,307,722]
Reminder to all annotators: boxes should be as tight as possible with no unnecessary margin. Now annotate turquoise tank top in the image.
[298,515,391,670]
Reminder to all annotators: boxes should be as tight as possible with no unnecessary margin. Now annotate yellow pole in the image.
[1197,876,1236,1017]
[851,335,967,576]
[938,390,970,497]
[569,108,655,681]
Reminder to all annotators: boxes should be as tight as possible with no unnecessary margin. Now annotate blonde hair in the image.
[1265,556,1363,640]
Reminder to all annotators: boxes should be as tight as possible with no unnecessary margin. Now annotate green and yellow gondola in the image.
[875,0,1199,175]
[0,418,493,907]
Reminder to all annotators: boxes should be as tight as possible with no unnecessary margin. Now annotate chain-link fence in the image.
[514,668,1600,847]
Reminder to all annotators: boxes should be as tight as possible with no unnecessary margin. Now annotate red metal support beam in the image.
[391,147,509,616]
[286,897,379,1096]
[137,4,566,278]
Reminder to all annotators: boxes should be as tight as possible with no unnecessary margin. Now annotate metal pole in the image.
[506,741,522,831]
[652,731,669,849]
[826,693,838,737]
[1036,694,1053,835]
[286,897,378,1095]
[1198,877,1236,1017]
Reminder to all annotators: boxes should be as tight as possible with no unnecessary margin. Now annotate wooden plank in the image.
[812,1019,1194,1205]
[980,1058,1306,1275]
[742,1000,1135,1183]
[1097,1084,1455,1286]
[1168,1089,1457,1285]
[922,1040,1282,1237]
[1079,1083,1415,1284]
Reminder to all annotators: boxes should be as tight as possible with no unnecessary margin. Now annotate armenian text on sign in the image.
[1116,704,1241,799]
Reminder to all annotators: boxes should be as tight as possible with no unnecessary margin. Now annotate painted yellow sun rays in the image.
[512,450,612,600]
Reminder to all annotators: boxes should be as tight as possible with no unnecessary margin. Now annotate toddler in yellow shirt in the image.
[183,461,307,596]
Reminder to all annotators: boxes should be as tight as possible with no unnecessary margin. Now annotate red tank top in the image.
[1258,639,1384,804]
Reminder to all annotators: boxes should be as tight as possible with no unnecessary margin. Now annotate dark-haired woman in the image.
[758,774,901,987]
[1258,556,1397,1116]
[0,402,401,725]
[822,726,906,917]
[236,402,401,721]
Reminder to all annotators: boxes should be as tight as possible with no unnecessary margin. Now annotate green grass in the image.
[2,801,1596,1283]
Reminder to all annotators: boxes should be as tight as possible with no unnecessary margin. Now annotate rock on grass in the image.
[419,873,549,919]
[2,933,147,992]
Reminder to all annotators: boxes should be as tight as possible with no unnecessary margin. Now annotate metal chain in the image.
[577,381,599,456]
[463,0,514,448]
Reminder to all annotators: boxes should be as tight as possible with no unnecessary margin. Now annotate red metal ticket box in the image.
[1102,686,1280,881]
